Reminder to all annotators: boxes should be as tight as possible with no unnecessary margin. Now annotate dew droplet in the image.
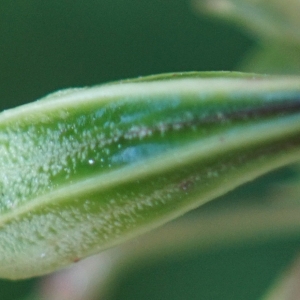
[88,159,95,165]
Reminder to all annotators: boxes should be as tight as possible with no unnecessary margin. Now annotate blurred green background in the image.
[1,1,300,299]
[0,0,252,110]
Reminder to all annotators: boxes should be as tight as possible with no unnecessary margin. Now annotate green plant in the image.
[1,1,300,299]
[1,71,300,280]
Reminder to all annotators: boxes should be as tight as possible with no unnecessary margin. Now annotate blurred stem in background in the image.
[261,254,300,300]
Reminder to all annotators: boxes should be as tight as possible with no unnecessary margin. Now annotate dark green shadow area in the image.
[0,0,253,111]
[0,279,36,300]
[112,238,300,300]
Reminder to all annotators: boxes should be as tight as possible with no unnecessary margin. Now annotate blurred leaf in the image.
[240,45,300,75]
[0,72,300,279]
[192,0,300,46]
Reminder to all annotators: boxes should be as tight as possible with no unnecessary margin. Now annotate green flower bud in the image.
[0,72,299,279]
